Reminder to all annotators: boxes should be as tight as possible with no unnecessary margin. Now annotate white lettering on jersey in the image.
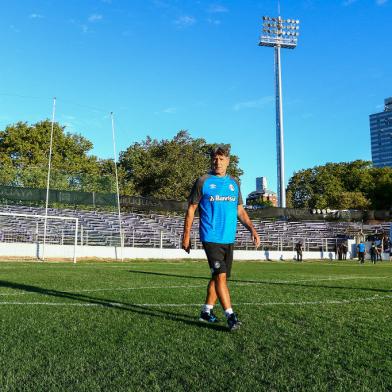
[209,195,236,202]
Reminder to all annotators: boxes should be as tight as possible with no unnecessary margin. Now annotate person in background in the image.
[295,241,303,262]
[337,243,343,260]
[341,242,348,260]
[370,242,377,264]
[357,241,366,264]
[375,237,383,261]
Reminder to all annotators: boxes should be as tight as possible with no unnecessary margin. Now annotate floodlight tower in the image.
[259,15,300,208]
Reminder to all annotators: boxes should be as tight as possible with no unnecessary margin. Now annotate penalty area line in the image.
[0,294,391,307]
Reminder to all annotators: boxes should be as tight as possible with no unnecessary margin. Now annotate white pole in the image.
[73,218,78,264]
[275,45,286,208]
[111,112,124,261]
[42,97,56,261]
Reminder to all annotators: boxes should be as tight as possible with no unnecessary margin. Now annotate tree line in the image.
[0,120,391,209]
[0,120,242,201]
[286,160,392,210]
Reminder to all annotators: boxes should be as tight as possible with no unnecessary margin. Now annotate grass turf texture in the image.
[0,260,391,391]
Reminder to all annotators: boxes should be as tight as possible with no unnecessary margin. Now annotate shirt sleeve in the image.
[188,178,203,205]
[232,177,243,205]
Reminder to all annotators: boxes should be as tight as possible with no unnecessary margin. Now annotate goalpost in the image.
[0,212,78,263]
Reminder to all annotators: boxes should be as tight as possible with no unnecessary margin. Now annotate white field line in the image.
[74,275,391,292]
[74,284,205,292]
[234,275,391,286]
[0,294,392,307]
[0,292,27,296]
[0,284,206,297]
[0,276,389,297]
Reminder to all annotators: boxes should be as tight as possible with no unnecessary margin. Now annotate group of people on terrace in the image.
[357,234,392,264]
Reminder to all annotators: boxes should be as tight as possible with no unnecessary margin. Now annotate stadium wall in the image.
[1,242,390,261]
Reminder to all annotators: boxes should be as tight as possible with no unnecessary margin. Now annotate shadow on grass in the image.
[127,270,392,293]
[0,280,228,332]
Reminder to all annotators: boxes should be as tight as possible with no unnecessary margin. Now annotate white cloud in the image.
[342,0,358,5]
[155,107,177,114]
[233,96,274,111]
[163,107,177,114]
[207,18,221,25]
[88,14,103,22]
[208,4,229,13]
[152,0,171,8]
[61,114,76,121]
[9,25,20,33]
[174,15,196,27]
[29,13,44,19]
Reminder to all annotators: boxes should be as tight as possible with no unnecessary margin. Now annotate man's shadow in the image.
[127,270,392,294]
[0,280,228,332]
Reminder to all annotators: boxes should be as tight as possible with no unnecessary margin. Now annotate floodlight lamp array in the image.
[260,15,300,49]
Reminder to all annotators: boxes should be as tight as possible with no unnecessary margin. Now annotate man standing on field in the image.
[182,145,260,331]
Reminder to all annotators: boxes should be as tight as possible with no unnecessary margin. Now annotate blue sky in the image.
[0,0,391,199]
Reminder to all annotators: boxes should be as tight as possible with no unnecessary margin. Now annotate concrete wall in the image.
[1,242,390,261]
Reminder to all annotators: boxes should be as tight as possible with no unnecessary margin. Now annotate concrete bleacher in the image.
[0,204,390,251]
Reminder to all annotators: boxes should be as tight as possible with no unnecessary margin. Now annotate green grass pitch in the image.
[0,259,391,391]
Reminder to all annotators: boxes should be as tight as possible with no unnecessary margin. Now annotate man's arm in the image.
[237,205,260,248]
[182,203,198,253]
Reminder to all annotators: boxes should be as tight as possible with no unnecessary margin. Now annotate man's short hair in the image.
[210,144,230,158]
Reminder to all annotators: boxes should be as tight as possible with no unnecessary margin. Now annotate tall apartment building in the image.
[256,177,267,192]
[369,97,392,168]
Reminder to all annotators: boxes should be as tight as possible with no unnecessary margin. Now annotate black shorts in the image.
[202,242,234,277]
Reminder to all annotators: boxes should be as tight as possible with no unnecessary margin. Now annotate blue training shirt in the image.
[188,173,243,244]
[358,243,366,252]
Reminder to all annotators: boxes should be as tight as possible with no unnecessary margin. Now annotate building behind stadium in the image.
[370,97,392,168]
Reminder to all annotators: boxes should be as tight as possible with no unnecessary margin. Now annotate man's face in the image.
[211,154,230,176]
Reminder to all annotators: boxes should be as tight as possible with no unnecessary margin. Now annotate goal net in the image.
[0,212,78,263]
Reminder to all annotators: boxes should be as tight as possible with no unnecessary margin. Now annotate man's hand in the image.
[182,203,198,254]
[237,205,260,250]
[182,235,191,254]
[251,230,260,249]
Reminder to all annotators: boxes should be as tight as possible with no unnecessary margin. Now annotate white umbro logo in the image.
[209,184,217,189]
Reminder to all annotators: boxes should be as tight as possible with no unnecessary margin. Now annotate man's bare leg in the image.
[205,279,218,305]
[211,273,231,310]
[204,274,231,311]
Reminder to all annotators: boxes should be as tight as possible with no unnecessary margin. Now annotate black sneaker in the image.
[199,310,219,323]
[227,313,242,331]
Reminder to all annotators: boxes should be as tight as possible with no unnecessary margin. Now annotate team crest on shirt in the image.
[229,184,235,191]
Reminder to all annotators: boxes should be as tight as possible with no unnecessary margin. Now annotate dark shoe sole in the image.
[228,322,242,331]
[199,317,219,323]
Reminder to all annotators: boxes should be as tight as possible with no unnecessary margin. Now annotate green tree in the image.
[119,130,243,200]
[0,120,104,191]
[247,196,273,208]
[287,160,392,210]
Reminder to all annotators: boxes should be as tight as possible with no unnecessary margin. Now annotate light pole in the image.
[259,16,300,208]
